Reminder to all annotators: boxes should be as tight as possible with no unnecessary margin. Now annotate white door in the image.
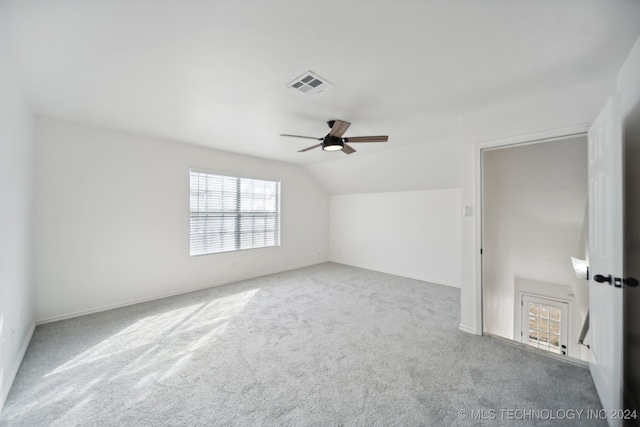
[588,95,624,426]
[521,294,569,356]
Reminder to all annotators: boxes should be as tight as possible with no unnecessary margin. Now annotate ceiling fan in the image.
[280,120,388,154]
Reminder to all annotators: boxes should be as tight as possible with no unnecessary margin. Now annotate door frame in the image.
[472,124,591,336]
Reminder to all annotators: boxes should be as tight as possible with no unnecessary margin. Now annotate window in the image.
[190,170,280,256]
[521,294,568,355]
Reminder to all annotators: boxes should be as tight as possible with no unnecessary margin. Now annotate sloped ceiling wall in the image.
[305,134,459,195]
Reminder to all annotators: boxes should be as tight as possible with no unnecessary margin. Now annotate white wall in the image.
[309,134,462,288]
[458,77,616,334]
[0,49,35,410]
[330,189,461,287]
[34,118,329,322]
[481,155,515,339]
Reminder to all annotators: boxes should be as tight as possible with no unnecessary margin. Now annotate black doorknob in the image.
[594,274,638,287]
[594,274,612,284]
[625,278,639,287]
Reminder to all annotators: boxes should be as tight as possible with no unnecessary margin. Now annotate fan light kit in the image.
[280,120,389,155]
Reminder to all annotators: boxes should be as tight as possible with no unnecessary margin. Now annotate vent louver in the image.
[287,71,332,95]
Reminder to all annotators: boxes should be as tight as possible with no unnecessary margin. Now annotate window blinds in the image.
[190,170,280,256]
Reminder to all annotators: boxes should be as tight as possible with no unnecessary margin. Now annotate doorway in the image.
[481,135,590,363]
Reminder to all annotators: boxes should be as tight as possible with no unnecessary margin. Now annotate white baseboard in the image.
[459,323,479,335]
[485,333,589,368]
[328,260,461,289]
[36,261,329,324]
[0,322,35,414]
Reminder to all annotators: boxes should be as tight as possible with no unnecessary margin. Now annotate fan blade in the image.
[343,135,388,143]
[329,120,351,137]
[298,143,322,152]
[280,134,322,141]
[342,143,356,154]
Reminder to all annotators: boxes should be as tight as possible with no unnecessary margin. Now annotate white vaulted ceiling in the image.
[0,0,639,165]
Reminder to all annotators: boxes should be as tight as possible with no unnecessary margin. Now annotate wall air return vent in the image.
[287,71,333,95]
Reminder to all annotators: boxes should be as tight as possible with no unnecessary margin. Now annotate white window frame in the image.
[189,169,281,256]
[520,293,569,356]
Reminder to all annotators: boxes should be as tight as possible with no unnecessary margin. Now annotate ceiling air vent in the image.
[287,71,333,95]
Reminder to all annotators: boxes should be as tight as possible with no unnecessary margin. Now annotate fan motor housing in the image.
[322,135,344,151]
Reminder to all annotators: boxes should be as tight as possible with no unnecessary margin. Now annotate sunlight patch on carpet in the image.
[45,289,258,377]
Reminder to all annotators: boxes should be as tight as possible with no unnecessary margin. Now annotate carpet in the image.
[0,263,604,426]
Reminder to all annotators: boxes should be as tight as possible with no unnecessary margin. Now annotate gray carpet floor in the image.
[0,263,603,426]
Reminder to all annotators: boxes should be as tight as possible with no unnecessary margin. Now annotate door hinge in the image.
[480,248,483,255]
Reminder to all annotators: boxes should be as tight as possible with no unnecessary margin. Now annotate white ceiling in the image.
[1,0,639,165]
